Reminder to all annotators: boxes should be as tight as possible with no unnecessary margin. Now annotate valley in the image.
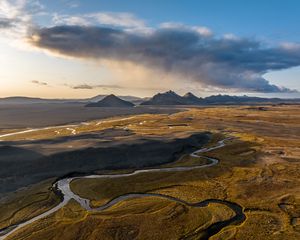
[0,105,299,239]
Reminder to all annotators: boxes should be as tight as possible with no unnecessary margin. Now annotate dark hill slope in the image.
[86,94,135,107]
[183,92,204,104]
[141,91,190,105]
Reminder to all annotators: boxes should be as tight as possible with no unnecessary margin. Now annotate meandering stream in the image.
[0,138,245,240]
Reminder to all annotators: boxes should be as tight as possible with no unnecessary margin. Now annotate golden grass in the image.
[2,105,300,239]
[0,179,60,230]
[7,196,235,240]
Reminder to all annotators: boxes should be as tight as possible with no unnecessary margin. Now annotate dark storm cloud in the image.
[29,25,300,92]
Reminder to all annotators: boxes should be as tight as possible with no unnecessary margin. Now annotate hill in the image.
[85,94,135,107]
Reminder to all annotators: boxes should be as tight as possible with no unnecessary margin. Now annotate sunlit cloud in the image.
[71,83,123,90]
[1,0,300,95]
[0,0,43,38]
[29,24,300,93]
[52,12,146,29]
[280,42,300,51]
[160,22,212,37]
[67,81,168,92]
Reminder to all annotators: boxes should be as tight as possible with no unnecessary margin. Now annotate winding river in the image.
[0,138,245,240]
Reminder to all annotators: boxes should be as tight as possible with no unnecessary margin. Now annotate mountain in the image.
[183,92,204,104]
[141,90,192,105]
[1,93,299,106]
[89,95,145,104]
[202,94,299,105]
[141,92,300,105]
[85,94,135,107]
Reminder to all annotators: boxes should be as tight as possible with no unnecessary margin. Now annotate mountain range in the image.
[141,91,204,105]
[0,91,299,106]
[141,91,300,105]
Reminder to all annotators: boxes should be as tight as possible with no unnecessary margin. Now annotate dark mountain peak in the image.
[89,94,145,104]
[183,92,203,104]
[166,90,177,95]
[141,90,204,105]
[158,90,180,97]
[183,92,194,97]
[154,90,181,99]
[183,92,200,98]
[141,90,186,105]
[86,94,134,108]
[105,94,118,99]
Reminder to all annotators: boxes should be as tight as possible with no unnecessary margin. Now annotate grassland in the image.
[0,179,60,230]
[6,197,236,240]
[1,105,300,239]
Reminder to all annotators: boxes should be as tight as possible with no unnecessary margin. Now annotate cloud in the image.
[31,80,48,86]
[63,0,80,8]
[88,12,145,28]
[52,12,145,29]
[0,17,14,28]
[70,83,166,91]
[72,84,93,89]
[0,1,24,35]
[52,14,90,26]
[160,22,212,37]
[71,83,123,90]
[0,0,43,38]
[280,42,300,51]
[29,24,300,93]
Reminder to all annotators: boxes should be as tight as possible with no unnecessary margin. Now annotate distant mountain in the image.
[1,93,299,106]
[0,97,81,104]
[87,95,106,102]
[141,90,190,105]
[141,91,300,105]
[85,94,135,107]
[89,95,147,105]
[183,92,204,104]
[202,94,300,105]
[0,95,145,105]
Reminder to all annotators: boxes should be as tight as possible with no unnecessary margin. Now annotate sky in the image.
[0,0,300,98]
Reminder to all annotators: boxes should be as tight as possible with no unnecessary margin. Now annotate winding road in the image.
[0,138,245,240]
